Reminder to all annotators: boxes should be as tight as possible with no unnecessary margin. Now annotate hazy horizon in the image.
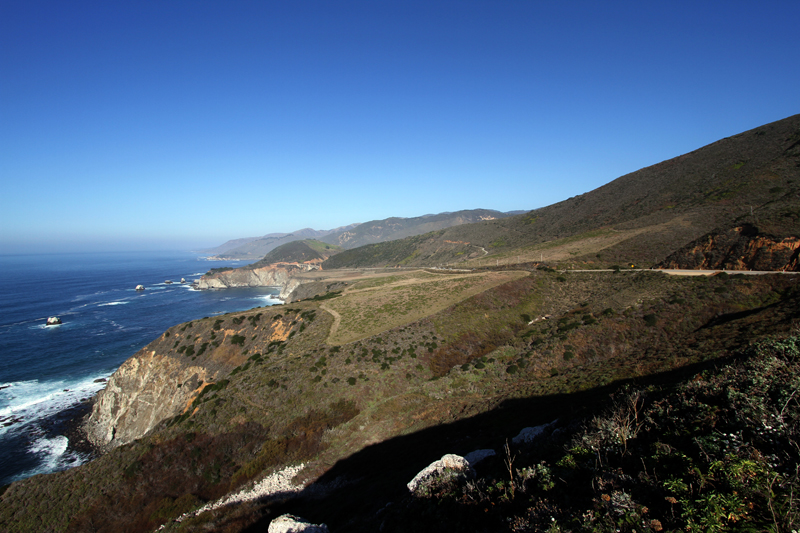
[2,1,798,254]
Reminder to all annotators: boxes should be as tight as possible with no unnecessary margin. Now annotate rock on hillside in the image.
[85,308,309,449]
[658,223,800,271]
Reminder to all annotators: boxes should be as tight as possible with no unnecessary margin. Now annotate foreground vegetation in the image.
[362,335,800,532]
[2,267,799,532]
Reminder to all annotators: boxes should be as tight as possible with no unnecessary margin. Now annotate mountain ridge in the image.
[323,113,800,269]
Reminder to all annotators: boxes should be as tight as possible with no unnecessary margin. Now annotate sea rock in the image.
[268,514,329,533]
[46,316,62,326]
[407,454,471,495]
[135,285,145,291]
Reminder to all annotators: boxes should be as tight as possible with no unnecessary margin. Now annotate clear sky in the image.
[2,1,798,253]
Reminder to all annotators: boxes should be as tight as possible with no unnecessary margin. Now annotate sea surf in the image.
[0,251,281,486]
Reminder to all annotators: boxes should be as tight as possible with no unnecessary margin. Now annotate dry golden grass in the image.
[322,270,528,345]
[463,216,696,267]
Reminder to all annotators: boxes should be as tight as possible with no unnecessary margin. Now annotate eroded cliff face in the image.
[196,264,298,290]
[197,263,328,302]
[84,308,307,450]
[659,224,800,271]
[84,349,217,449]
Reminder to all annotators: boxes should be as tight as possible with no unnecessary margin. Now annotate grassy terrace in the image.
[321,269,528,345]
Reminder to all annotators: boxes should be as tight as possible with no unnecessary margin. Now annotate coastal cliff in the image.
[196,264,301,290]
[85,348,218,449]
[85,307,310,450]
[197,263,326,301]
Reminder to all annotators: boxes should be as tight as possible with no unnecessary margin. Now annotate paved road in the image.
[562,268,800,276]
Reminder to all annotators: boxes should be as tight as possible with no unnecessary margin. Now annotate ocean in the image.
[0,251,281,487]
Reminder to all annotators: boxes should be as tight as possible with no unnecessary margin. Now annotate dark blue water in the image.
[0,251,281,486]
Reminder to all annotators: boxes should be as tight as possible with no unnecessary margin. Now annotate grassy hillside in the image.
[324,114,800,269]
[242,240,343,268]
[3,267,800,532]
[320,209,514,250]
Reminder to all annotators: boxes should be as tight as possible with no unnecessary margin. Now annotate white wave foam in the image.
[8,433,90,483]
[29,435,68,468]
[98,301,129,306]
[252,295,284,304]
[0,375,110,436]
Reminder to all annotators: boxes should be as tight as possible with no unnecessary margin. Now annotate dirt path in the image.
[320,302,342,341]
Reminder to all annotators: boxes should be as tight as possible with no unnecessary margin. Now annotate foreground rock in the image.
[659,223,800,271]
[268,514,329,533]
[407,454,471,496]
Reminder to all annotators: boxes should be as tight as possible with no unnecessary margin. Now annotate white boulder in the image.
[407,453,471,495]
[268,514,329,533]
[512,420,557,445]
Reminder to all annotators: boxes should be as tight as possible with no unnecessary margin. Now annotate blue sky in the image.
[2,1,798,253]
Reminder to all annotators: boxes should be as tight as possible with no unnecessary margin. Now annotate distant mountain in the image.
[319,209,516,249]
[207,209,517,261]
[324,114,800,269]
[198,234,286,255]
[208,225,359,260]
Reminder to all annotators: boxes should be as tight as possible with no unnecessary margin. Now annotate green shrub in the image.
[643,314,657,327]
[230,335,246,346]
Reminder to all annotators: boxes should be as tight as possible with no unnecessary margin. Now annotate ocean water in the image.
[0,251,281,486]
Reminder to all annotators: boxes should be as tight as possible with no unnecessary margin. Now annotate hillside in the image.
[3,266,800,532]
[209,226,359,260]
[206,210,516,261]
[318,209,515,249]
[325,114,800,269]
[244,240,343,268]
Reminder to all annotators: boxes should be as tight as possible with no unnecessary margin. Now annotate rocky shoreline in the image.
[63,400,101,460]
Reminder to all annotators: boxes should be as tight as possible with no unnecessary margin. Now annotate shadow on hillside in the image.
[244,355,742,532]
